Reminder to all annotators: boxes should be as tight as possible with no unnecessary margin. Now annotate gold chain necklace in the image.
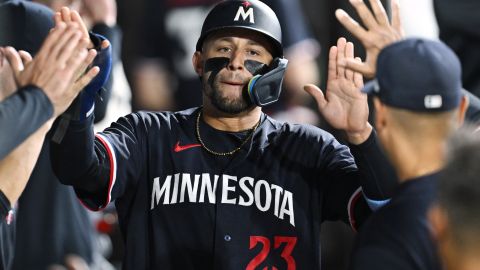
[196,110,260,156]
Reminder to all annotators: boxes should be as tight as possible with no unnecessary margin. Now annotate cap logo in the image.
[424,95,443,109]
[234,4,255,23]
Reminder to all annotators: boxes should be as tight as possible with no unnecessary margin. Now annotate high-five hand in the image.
[54,7,110,50]
[4,23,99,117]
[335,0,403,78]
[304,38,371,144]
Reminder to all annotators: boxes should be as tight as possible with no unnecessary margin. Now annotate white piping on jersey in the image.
[95,133,118,208]
[151,173,296,227]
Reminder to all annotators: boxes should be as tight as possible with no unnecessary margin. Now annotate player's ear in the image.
[373,97,387,131]
[457,94,469,126]
[428,204,449,242]
[192,51,204,76]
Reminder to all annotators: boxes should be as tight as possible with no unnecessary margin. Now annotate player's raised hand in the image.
[4,23,99,117]
[304,38,372,144]
[335,0,404,78]
[54,7,110,50]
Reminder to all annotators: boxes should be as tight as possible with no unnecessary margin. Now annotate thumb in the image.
[304,84,327,110]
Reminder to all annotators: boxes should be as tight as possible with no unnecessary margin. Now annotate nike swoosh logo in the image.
[174,141,201,152]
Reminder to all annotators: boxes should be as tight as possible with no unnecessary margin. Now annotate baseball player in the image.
[348,38,468,270]
[430,127,480,270]
[51,1,396,269]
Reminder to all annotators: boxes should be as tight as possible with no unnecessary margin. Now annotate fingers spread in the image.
[335,9,368,40]
[368,0,389,26]
[348,0,378,29]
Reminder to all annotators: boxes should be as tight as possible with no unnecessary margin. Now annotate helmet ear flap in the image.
[247,57,288,106]
[196,0,283,58]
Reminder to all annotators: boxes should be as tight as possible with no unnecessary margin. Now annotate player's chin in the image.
[212,94,253,115]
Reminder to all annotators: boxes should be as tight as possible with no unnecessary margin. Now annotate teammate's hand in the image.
[4,23,99,117]
[304,38,372,144]
[335,0,404,78]
[54,7,110,76]
[54,6,110,49]
[0,47,18,100]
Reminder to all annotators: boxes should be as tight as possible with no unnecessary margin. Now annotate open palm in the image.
[305,38,369,137]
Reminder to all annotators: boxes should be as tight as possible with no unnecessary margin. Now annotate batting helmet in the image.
[196,0,283,57]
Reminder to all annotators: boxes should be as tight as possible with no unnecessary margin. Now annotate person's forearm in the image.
[0,119,53,205]
[349,130,398,200]
[50,115,109,194]
[0,86,53,159]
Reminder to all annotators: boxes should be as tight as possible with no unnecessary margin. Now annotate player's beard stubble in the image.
[201,70,254,115]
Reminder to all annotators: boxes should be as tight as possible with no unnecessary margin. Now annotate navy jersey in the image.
[349,173,441,270]
[51,107,394,270]
[0,191,15,270]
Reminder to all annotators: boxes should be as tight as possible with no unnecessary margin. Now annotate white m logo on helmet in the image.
[234,6,255,23]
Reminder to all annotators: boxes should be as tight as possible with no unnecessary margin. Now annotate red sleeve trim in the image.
[79,133,117,211]
[348,187,363,232]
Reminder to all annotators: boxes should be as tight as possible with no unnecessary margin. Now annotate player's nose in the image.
[227,50,245,71]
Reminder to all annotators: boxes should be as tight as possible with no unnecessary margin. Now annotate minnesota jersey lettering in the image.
[151,173,295,226]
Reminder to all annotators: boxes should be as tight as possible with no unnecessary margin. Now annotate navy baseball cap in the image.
[0,0,54,56]
[363,38,462,111]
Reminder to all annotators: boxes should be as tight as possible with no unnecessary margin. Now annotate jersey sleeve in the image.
[0,86,53,160]
[51,113,146,211]
[319,131,397,230]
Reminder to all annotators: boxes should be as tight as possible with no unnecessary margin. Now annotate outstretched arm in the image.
[0,22,97,206]
[306,39,396,228]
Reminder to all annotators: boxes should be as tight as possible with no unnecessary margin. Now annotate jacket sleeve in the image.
[0,86,53,160]
[50,113,146,211]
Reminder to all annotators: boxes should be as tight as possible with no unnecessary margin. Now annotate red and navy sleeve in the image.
[320,130,397,230]
[51,113,146,211]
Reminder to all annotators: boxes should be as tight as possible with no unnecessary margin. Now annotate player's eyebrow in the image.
[213,37,262,46]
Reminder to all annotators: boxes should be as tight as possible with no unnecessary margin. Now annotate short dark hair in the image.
[438,126,480,248]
